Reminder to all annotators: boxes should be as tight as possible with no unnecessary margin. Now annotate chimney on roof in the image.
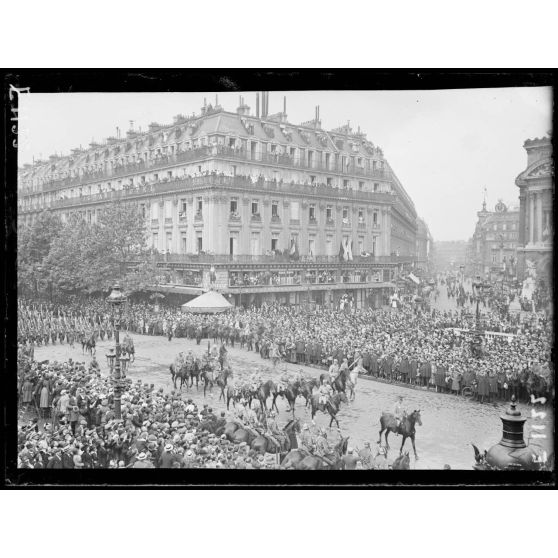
[284,96,287,115]
[237,96,251,116]
[256,92,260,118]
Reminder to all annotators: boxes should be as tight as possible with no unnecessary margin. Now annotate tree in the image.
[17,210,62,296]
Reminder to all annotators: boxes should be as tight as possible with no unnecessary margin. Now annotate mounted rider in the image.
[266,410,285,452]
[394,395,406,432]
[318,381,333,406]
[298,423,315,453]
[328,359,340,383]
[314,428,335,467]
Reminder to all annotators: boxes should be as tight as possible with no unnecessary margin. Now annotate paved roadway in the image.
[33,332,553,470]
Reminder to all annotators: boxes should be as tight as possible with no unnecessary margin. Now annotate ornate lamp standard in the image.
[305,271,313,308]
[471,274,490,357]
[106,284,127,419]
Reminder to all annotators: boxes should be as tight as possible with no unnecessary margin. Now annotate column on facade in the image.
[536,191,543,245]
[172,199,180,253]
[158,200,165,252]
[518,192,526,246]
[529,192,535,244]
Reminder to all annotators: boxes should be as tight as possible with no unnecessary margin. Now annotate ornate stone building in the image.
[18,93,420,309]
[515,136,553,286]
[415,217,433,272]
[469,200,519,280]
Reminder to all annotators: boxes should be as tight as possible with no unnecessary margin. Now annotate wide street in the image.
[33,331,553,470]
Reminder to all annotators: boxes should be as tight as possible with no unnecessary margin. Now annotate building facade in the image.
[469,200,520,280]
[18,93,419,309]
[415,217,433,272]
[515,136,553,286]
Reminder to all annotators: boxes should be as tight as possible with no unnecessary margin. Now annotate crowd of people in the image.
[18,352,382,469]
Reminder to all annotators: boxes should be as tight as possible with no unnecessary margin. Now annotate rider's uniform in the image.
[318,383,332,405]
[394,401,404,429]
[328,362,340,383]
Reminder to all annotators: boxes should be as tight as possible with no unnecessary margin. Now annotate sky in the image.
[17,87,552,241]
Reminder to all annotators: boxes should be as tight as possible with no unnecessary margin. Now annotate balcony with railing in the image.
[24,174,395,214]
[155,253,412,266]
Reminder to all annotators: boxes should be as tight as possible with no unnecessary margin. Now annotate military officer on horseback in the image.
[394,395,406,432]
[318,382,333,406]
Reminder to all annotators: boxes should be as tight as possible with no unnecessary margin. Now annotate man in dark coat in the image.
[46,449,63,469]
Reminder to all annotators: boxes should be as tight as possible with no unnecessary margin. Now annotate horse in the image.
[225,422,260,445]
[256,380,281,413]
[121,335,135,363]
[295,435,350,470]
[378,410,422,460]
[201,361,217,397]
[170,361,190,390]
[391,451,411,470]
[283,381,300,415]
[216,367,233,402]
[225,385,244,410]
[82,335,96,355]
[310,392,349,428]
[250,418,301,455]
[298,378,319,407]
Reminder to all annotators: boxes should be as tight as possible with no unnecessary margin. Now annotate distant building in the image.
[432,240,468,271]
[469,200,519,279]
[415,217,433,272]
[515,136,553,287]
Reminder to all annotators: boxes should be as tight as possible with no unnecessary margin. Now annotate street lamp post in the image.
[305,271,312,308]
[106,284,127,419]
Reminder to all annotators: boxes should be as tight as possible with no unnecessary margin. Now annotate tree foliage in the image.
[34,202,159,296]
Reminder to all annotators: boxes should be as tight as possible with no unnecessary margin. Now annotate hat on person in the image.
[136,452,147,460]
[164,443,173,452]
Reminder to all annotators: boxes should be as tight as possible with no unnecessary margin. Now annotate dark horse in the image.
[225,385,246,410]
[287,435,350,470]
[378,410,422,460]
[250,418,301,455]
[81,334,96,355]
[256,380,281,413]
[216,367,233,402]
[121,334,135,363]
[170,361,190,390]
[319,371,348,393]
[310,392,349,428]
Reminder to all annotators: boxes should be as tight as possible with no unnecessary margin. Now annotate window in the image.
[180,198,187,214]
[154,174,158,181]
[197,236,203,253]
[372,236,377,255]
[271,234,279,252]
[326,205,332,220]
[152,233,158,249]
[250,232,261,255]
[326,235,333,255]
[166,232,172,251]
[310,175,316,184]
[232,165,237,176]
[308,237,316,256]
[325,153,331,169]
[373,211,378,224]
[492,251,497,263]
[141,175,146,184]
[374,183,379,192]
[309,204,316,220]
[252,200,259,215]
[359,181,364,190]
[357,158,362,166]
[343,179,349,188]
[291,201,300,220]
[229,138,236,148]
[198,165,202,173]
[197,197,203,212]
[181,234,187,253]
[230,198,238,213]
[342,207,349,221]
[271,144,276,153]
[326,177,332,186]
[271,201,279,217]
[358,208,364,222]
[167,171,173,179]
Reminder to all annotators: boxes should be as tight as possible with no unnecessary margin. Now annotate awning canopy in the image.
[408,272,420,285]
[181,290,233,314]
[145,284,205,297]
